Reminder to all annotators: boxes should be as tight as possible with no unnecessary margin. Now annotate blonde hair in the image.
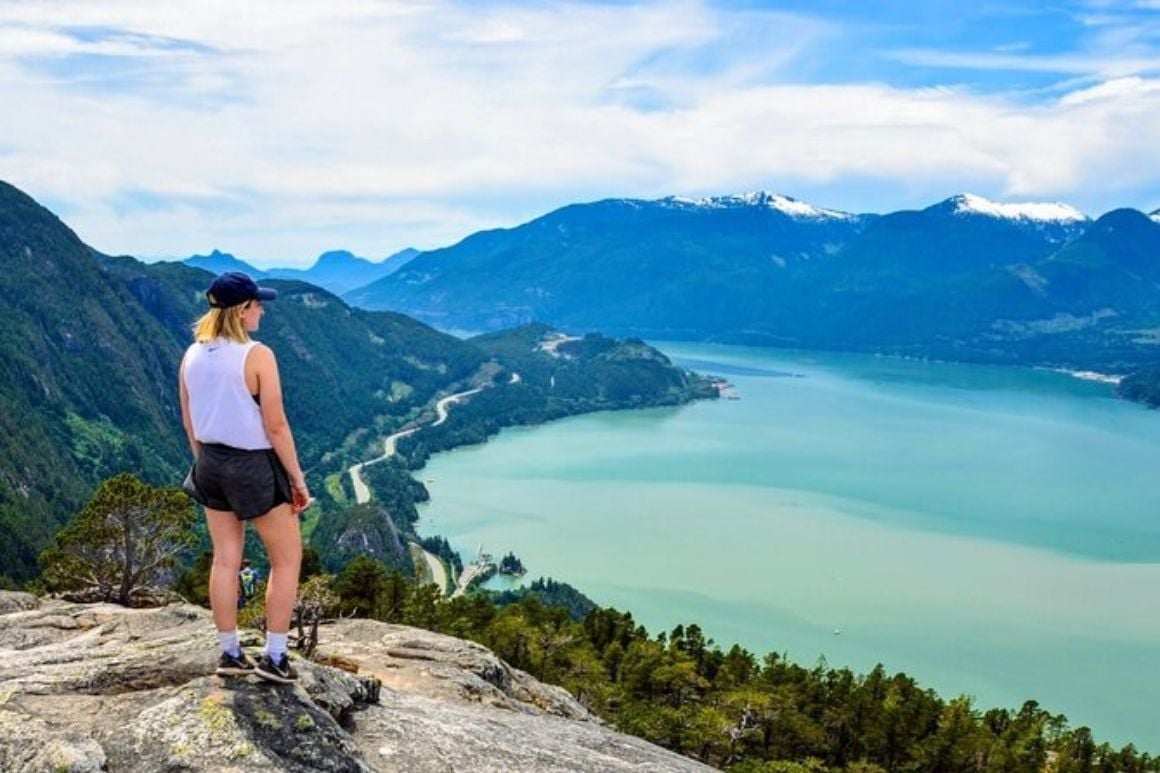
[192,301,253,343]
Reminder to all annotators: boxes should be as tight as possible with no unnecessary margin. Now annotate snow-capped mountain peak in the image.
[664,192,857,220]
[1149,209,1160,225]
[947,193,1087,223]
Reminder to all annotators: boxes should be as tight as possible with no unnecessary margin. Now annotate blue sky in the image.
[0,0,1156,266]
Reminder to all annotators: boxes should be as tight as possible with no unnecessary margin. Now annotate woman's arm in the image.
[250,344,310,506]
[178,354,200,459]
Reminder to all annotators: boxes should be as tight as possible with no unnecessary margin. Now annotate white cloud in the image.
[888,48,1158,78]
[0,0,1156,263]
[1059,75,1157,104]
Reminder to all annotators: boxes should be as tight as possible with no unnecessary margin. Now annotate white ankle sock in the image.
[217,629,240,657]
[265,631,288,660]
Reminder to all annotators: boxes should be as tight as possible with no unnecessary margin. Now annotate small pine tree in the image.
[333,554,388,617]
[38,473,197,606]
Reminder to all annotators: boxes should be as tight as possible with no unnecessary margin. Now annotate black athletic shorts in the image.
[182,443,292,520]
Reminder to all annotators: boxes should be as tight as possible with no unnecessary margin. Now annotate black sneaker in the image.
[255,653,298,684]
[215,649,256,676]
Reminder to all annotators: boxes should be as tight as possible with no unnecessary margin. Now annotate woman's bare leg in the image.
[251,503,301,633]
[204,508,244,632]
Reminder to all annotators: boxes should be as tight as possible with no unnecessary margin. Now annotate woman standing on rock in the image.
[179,271,311,683]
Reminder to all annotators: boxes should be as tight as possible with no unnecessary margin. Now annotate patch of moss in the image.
[169,740,193,759]
[295,713,315,731]
[231,742,255,759]
[253,708,282,730]
[199,694,234,736]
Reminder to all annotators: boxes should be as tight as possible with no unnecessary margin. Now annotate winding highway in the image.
[347,426,419,504]
[432,387,483,427]
[347,385,485,503]
[345,383,496,596]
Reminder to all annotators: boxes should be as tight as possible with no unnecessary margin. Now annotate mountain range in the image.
[184,247,420,296]
[347,192,1160,370]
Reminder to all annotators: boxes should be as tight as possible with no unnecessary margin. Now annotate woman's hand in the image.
[291,478,313,513]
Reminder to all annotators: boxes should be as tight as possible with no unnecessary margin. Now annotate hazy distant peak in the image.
[184,249,265,277]
[384,247,421,263]
[663,192,857,220]
[945,193,1087,223]
[313,250,363,268]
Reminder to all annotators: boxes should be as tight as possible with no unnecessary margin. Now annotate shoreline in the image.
[406,340,1160,751]
[649,337,1139,391]
[345,384,489,597]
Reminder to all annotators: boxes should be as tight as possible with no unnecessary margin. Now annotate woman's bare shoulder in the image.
[246,342,278,370]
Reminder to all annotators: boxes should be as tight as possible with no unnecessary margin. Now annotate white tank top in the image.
[183,338,272,450]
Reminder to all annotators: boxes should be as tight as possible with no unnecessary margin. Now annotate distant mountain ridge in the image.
[943,192,1087,224]
[658,191,865,221]
[347,191,1160,371]
[263,248,420,295]
[181,247,420,296]
[184,249,262,277]
[347,191,874,334]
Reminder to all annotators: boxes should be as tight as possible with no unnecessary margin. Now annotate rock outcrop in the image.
[0,592,716,772]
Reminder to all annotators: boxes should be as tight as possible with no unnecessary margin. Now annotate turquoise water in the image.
[416,343,1160,749]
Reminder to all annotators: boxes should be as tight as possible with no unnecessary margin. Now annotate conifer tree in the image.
[38,473,196,606]
[333,554,388,617]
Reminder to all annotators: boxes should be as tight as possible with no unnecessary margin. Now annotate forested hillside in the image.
[0,181,484,583]
[393,324,716,468]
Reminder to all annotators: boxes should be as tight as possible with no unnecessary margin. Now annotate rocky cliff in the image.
[0,591,715,772]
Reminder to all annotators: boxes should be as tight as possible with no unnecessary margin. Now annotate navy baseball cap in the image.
[206,272,278,308]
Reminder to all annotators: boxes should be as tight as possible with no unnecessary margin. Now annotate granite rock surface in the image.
[0,591,716,772]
